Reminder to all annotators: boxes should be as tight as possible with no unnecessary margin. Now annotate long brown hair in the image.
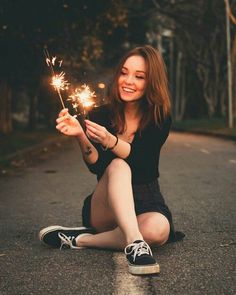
[108,45,171,134]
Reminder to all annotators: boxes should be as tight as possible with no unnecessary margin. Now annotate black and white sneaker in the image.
[124,240,160,275]
[39,226,95,250]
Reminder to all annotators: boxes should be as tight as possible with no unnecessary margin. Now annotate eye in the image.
[136,76,145,80]
[120,70,127,76]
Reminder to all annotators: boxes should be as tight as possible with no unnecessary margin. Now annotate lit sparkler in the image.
[44,48,68,108]
[51,72,69,91]
[68,84,96,118]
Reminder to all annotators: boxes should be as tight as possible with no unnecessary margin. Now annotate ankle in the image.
[126,233,143,245]
[75,233,93,247]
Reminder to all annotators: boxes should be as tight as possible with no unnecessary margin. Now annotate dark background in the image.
[0,0,235,144]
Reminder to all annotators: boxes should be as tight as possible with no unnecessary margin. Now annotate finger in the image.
[85,121,106,135]
[59,108,69,117]
[56,122,67,130]
[86,127,98,137]
[61,125,69,133]
[86,125,99,134]
[86,129,100,142]
[86,125,106,140]
[85,119,103,129]
[56,115,70,124]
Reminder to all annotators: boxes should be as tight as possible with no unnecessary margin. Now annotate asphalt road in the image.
[0,132,235,295]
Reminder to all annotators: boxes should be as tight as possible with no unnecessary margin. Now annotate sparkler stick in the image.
[44,48,68,109]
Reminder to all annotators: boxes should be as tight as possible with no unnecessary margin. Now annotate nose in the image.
[124,75,134,85]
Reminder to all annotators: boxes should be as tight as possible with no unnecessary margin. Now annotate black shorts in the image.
[82,179,184,243]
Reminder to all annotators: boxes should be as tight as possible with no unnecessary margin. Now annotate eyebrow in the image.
[122,66,146,74]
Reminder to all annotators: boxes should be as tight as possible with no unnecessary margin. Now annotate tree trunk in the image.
[169,36,175,111]
[28,93,38,130]
[232,34,236,120]
[0,79,12,134]
[180,61,186,119]
[175,51,182,121]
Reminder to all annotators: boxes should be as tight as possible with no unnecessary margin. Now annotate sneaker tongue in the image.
[133,240,144,244]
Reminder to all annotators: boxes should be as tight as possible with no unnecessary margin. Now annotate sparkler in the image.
[44,48,97,122]
[44,48,68,108]
[51,72,69,91]
[68,84,96,119]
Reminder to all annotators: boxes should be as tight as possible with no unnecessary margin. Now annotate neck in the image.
[124,102,141,121]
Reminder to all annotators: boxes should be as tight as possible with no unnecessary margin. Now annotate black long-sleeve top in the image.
[85,105,171,185]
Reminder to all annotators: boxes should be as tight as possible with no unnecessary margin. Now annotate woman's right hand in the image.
[56,108,84,137]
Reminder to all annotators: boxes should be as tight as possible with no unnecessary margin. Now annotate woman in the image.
[39,45,184,275]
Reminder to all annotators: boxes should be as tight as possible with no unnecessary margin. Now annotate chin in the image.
[119,89,144,102]
[120,96,142,103]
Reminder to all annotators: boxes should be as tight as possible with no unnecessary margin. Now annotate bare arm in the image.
[56,109,98,164]
[85,119,131,159]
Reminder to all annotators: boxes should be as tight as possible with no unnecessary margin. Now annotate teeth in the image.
[123,87,135,93]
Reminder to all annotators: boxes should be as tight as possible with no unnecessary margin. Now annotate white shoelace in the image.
[58,233,80,250]
[124,241,153,262]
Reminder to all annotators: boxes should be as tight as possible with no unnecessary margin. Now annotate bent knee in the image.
[106,158,131,176]
[139,218,170,246]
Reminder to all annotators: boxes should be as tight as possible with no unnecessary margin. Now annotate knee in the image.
[106,158,131,177]
[140,219,170,246]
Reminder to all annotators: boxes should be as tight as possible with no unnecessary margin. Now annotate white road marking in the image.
[113,253,149,294]
[229,159,236,164]
[200,149,210,154]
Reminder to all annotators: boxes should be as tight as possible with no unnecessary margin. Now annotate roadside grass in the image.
[1,117,235,171]
[172,118,236,137]
[0,129,59,164]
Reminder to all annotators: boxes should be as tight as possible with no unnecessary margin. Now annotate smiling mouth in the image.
[122,87,135,93]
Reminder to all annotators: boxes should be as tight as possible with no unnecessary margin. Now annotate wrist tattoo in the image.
[84,146,92,156]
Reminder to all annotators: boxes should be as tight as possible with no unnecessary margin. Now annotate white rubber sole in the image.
[39,225,91,243]
[128,263,160,275]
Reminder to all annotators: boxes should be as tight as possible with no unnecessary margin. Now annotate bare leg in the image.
[137,212,170,245]
[77,212,170,250]
[76,159,143,249]
[78,227,126,250]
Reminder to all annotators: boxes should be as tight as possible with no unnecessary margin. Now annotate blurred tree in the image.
[232,34,236,118]
[150,0,236,121]
[0,0,131,134]
[229,1,236,121]
[1,0,233,134]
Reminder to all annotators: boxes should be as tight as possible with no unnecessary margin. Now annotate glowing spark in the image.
[44,49,67,108]
[45,54,62,69]
[68,84,96,114]
[46,58,51,67]
[52,56,57,65]
[51,72,69,91]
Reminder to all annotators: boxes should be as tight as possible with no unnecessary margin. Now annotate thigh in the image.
[137,212,170,245]
[90,173,117,232]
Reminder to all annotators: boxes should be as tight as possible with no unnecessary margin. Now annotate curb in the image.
[0,135,71,165]
[1,128,235,167]
[172,128,236,142]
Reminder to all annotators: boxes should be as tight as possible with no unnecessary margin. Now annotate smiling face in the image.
[118,55,146,103]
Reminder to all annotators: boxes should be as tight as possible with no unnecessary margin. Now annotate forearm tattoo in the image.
[84,146,92,156]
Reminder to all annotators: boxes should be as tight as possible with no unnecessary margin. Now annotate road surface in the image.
[0,132,235,295]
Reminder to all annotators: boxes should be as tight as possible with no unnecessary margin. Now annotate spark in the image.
[51,72,69,91]
[68,84,96,115]
[44,48,67,108]
[46,58,51,67]
[52,56,57,65]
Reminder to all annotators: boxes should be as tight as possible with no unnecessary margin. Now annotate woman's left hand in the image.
[85,119,111,147]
